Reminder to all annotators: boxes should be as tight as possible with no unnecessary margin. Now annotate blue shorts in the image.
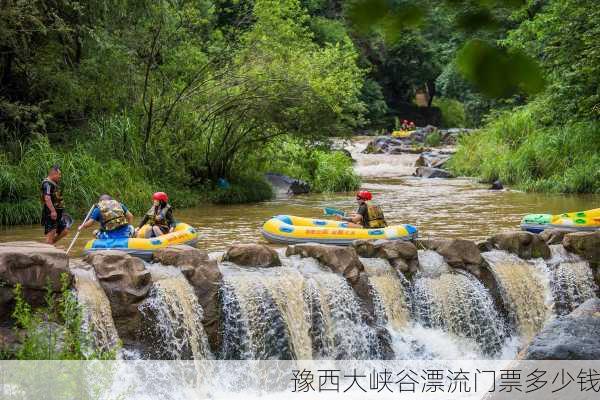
[96,225,134,239]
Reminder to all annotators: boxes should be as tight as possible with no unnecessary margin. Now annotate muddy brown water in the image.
[1,137,598,256]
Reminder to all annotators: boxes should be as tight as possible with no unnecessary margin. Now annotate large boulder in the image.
[223,244,281,268]
[0,242,70,312]
[286,243,364,284]
[539,228,573,245]
[414,151,452,169]
[524,298,600,360]
[264,173,310,196]
[487,231,551,259]
[414,166,453,179]
[152,245,222,352]
[84,251,151,343]
[352,239,418,273]
[563,231,600,264]
[418,239,482,277]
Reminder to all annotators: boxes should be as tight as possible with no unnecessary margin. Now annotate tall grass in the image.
[262,140,361,193]
[449,106,600,193]
[0,136,201,226]
[211,175,274,204]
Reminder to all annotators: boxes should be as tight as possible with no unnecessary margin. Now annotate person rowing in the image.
[334,190,387,229]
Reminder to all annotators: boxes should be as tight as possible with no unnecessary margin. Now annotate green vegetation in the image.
[449,0,600,193]
[0,0,598,228]
[432,98,466,129]
[424,131,442,147]
[7,274,117,360]
[259,140,360,193]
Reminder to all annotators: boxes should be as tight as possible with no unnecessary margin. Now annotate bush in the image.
[310,150,361,192]
[9,274,117,360]
[432,97,466,128]
[261,140,361,193]
[424,131,442,147]
[211,175,274,204]
[449,105,600,193]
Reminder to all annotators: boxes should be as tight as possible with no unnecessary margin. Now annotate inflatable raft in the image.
[521,208,600,233]
[261,215,417,245]
[84,222,199,260]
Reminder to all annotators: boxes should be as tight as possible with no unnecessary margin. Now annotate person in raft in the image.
[78,194,134,239]
[134,192,176,238]
[41,165,70,244]
[335,190,387,229]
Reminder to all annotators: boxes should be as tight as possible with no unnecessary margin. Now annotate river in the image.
[0,137,598,255]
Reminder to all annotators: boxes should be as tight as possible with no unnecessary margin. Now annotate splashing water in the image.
[361,258,411,331]
[71,263,119,352]
[547,245,598,315]
[482,250,552,340]
[219,264,311,360]
[140,264,212,360]
[412,271,507,356]
[417,250,452,277]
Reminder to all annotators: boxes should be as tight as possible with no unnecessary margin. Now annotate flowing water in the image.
[71,263,120,351]
[546,244,598,315]
[1,137,598,254]
[139,264,212,360]
[481,251,553,340]
[2,135,599,364]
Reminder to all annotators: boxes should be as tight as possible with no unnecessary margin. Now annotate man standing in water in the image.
[41,165,69,245]
[336,190,387,228]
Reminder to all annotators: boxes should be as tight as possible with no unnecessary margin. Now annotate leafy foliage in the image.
[9,274,117,360]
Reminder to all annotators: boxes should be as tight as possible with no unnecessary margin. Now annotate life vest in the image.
[97,200,128,231]
[366,202,387,228]
[145,204,171,228]
[40,178,64,209]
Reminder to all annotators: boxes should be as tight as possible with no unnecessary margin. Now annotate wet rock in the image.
[153,245,223,352]
[414,152,451,169]
[414,166,453,179]
[352,239,418,273]
[418,239,482,277]
[264,173,310,195]
[409,125,438,142]
[489,180,503,190]
[539,229,572,245]
[524,298,600,360]
[223,244,281,268]
[84,251,151,343]
[286,243,364,284]
[389,145,428,155]
[563,231,600,264]
[488,231,551,259]
[0,242,71,312]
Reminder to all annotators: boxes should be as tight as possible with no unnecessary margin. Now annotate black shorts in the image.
[41,208,67,235]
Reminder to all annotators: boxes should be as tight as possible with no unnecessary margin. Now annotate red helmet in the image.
[152,192,168,202]
[356,190,372,201]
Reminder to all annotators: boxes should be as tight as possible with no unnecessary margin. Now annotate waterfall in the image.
[300,262,376,359]
[220,256,379,360]
[140,264,212,360]
[219,264,311,360]
[547,245,598,315]
[482,250,552,340]
[412,271,506,356]
[361,258,411,331]
[71,263,119,352]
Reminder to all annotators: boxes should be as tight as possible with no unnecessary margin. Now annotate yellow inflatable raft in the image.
[521,208,600,233]
[261,215,417,245]
[84,222,199,260]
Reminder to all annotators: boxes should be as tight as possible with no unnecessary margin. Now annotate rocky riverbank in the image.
[0,229,598,359]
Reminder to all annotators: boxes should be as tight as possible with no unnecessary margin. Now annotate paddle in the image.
[66,204,96,255]
[323,207,346,217]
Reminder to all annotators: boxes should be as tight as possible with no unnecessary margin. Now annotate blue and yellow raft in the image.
[261,215,417,245]
[521,208,600,234]
[84,222,199,260]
